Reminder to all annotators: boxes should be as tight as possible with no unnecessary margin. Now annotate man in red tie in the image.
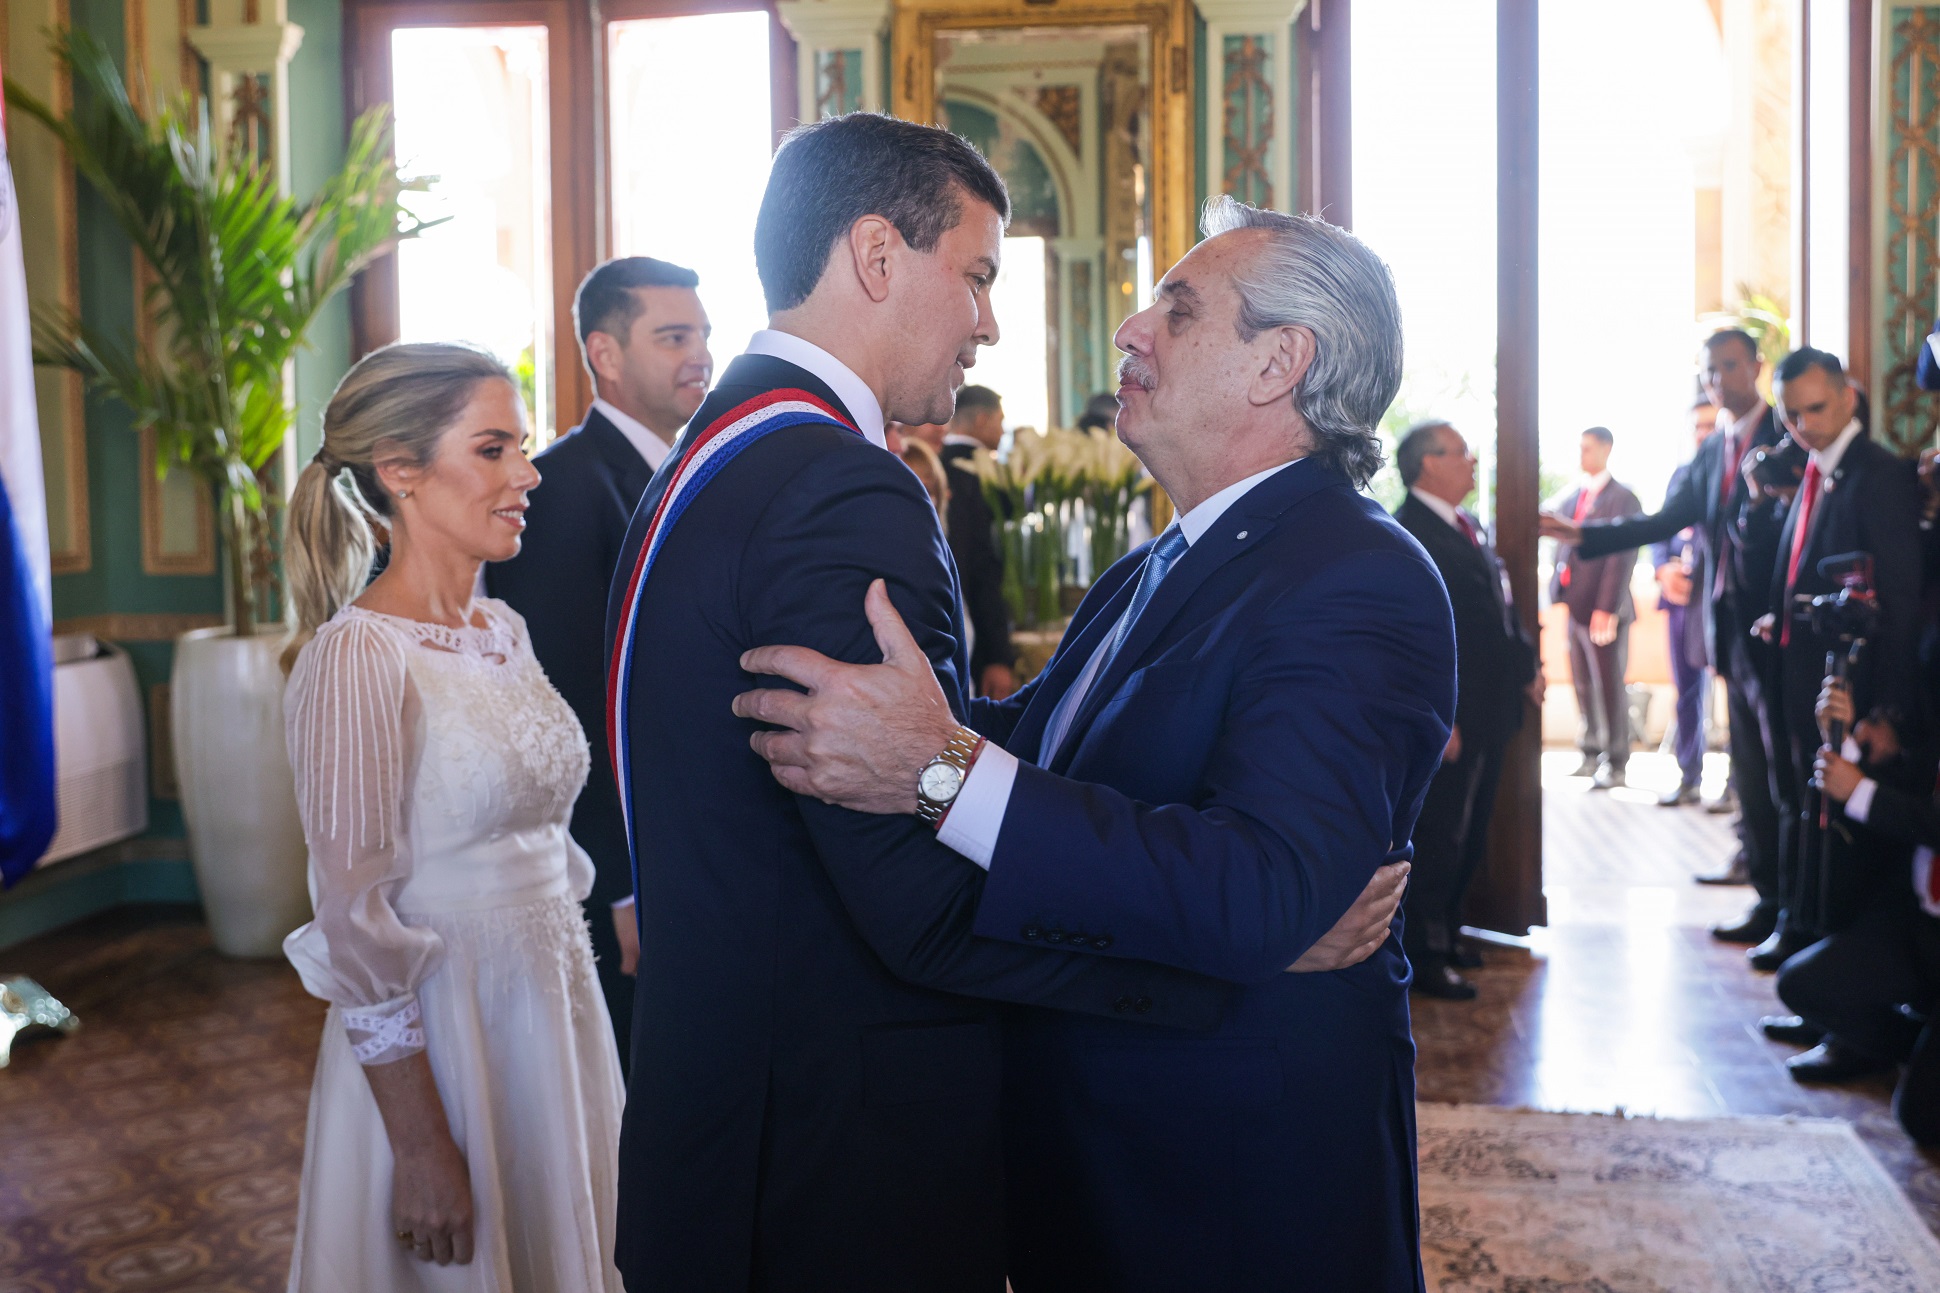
[1547,427,1642,788]
[1772,682,1940,1140]
[1393,421,1542,1000]
[1749,348,1924,973]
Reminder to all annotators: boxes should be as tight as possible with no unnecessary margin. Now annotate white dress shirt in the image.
[744,329,887,449]
[591,397,674,472]
[937,459,1300,868]
[1408,486,1463,531]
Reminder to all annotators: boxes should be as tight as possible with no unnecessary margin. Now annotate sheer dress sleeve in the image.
[281,614,444,1065]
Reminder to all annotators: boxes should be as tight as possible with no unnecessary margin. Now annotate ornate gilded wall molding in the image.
[5,0,92,575]
[1879,4,1940,456]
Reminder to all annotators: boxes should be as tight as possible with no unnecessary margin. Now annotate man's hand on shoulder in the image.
[1287,862,1409,973]
[734,580,958,814]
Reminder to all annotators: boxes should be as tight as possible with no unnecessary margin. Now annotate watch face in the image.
[919,761,965,802]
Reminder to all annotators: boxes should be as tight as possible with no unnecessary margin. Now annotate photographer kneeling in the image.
[1774,679,1940,1143]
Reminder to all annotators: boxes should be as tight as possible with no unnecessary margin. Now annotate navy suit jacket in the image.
[605,354,1228,1292]
[485,408,654,910]
[962,459,1455,1293]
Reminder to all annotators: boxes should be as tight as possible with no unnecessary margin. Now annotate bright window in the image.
[608,12,774,366]
[390,26,556,439]
[980,236,1050,433]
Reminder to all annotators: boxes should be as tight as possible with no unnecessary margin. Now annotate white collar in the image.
[745,330,887,448]
[1580,469,1612,492]
[1409,486,1465,530]
[1809,418,1864,477]
[1176,460,1301,546]
[591,398,674,471]
[942,433,985,449]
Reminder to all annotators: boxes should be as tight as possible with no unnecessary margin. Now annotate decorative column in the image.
[775,0,891,123]
[1195,0,1305,211]
[185,0,305,192]
[1877,3,1940,456]
[1052,237,1106,421]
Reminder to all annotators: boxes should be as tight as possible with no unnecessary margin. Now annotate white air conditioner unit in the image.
[41,634,148,867]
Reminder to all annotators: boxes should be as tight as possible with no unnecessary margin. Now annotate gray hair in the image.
[1395,419,1454,487]
[1200,196,1404,488]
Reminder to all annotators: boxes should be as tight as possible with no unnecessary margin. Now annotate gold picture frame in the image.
[890,0,1197,278]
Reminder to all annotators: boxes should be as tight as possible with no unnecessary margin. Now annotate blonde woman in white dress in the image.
[279,342,624,1291]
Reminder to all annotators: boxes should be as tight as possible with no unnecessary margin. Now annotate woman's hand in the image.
[392,1132,475,1265]
[361,1049,474,1265]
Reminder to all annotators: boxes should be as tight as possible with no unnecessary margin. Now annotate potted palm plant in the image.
[6,29,430,955]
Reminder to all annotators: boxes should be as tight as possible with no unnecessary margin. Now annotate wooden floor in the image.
[1,750,1936,1290]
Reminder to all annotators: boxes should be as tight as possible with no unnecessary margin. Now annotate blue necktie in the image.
[1040,525,1190,762]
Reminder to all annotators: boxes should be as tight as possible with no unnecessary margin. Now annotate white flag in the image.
[0,82,51,625]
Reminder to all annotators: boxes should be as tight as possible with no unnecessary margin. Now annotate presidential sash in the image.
[606,387,862,862]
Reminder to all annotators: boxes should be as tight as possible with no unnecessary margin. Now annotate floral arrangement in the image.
[963,428,1153,629]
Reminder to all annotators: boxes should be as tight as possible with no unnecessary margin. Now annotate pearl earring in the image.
[396,490,410,499]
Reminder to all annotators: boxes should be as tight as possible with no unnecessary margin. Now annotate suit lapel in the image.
[1050,460,1339,772]
[582,409,658,501]
[1005,563,1140,764]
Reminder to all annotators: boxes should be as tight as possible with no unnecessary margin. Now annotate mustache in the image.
[1116,357,1155,391]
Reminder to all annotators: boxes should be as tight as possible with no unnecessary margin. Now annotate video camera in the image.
[1796,552,1878,645]
[1748,434,1810,494]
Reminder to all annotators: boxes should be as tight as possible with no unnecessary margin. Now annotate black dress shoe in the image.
[1592,764,1627,790]
[1695,853,1752,885]
[1760,1015,1826,1046]
[1411,962,1479,1001]
[1448,940,1485,970]
[1711,909,1776,945]
[1787,1041,1893,1084]
[1568,755,1601,777]
[1748,930,1812,972]
[1658,782,1702,807]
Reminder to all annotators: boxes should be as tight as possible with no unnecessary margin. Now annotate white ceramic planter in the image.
[171,627,311,958]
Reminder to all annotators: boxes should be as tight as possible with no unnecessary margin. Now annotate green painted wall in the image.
[290,0,351,464]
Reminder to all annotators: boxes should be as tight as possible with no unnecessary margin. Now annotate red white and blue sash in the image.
[606,388,862,853]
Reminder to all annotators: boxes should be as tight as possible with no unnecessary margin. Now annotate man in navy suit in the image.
[606,117,1409,1291]
[487,256,711,1071]
[736,196,1454,1292]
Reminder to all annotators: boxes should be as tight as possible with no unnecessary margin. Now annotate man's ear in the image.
[1251,325,1317,407]
[847,215,898,304]
[584,330,623,391]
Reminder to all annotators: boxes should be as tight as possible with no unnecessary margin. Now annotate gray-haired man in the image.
[733,197,1454,1292]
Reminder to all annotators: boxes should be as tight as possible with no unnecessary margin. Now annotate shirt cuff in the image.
[1845,777,1878,824]
[611,895,636,911]
[935,742,1019,870]
[341,993,425,1066]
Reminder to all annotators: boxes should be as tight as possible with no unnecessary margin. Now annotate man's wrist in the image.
[915,725,985,826]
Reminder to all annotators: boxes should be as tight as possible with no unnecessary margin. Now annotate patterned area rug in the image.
[1417,1103,1940,1292]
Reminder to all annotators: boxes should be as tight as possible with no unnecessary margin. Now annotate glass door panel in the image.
[1351,0,1497,516]
[608,12,775,365]
[389,25,557,442]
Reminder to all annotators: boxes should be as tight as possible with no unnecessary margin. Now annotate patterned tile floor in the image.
[2,749,1936,1290]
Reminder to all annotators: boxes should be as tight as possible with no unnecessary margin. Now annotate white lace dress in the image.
[281,600,624,1292]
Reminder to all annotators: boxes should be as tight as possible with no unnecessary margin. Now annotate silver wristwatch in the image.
[916,727,985,826]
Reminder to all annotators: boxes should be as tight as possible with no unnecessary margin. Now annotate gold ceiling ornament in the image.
[890,0,1197,277]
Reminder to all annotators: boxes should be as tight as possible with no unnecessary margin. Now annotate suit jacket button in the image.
[1046,930,1066,944]
[1113,996,1135,1013]
[1094,935,1114,951]
[1134,997,1153,1014]
[1022,925,1042,940]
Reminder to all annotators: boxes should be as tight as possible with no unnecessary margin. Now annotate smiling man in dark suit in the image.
[1394,420,1540,1001]
[734,197,1454,1293]
[486,255,711,1071]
